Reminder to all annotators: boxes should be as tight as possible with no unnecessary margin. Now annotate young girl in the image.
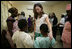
[33,3,52,40]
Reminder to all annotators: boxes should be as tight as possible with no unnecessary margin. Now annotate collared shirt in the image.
[35,14,48,33]
[34,37,55,48]
[12,31,33,48]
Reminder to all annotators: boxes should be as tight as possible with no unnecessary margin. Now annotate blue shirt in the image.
[34,37,55,48]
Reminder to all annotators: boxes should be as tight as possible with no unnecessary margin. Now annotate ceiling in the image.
[10,1,67,6]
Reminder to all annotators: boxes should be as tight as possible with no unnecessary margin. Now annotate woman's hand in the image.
[48,32,53,40]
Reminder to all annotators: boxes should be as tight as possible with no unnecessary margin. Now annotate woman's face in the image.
[50,13,53,18]
[12,9,18,17]
[35,6,42,14]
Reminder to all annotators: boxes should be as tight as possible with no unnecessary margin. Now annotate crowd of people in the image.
[1,3,71,48]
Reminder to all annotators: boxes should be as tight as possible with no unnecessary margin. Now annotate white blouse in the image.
[35,14,48,33]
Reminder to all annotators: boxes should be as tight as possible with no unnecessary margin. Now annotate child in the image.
[12,19,33,48]
[34,24,55,48]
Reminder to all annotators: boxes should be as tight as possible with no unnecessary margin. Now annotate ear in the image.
[40,30,42,33]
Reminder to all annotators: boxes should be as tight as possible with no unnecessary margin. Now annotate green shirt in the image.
[34,37,55,48]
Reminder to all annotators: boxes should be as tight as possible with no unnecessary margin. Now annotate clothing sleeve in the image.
[6,32,15,48]
[51,38,56,47]
[60,18,65,25]
[61,22,71,44]
[53,17,58,26]
[12,33,16,44]
[44,14,48,19]
[61,22,67,42]
[22,35,33,48]
[34,39,40,48]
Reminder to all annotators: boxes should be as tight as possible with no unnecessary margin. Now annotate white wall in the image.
[1,1,71,30]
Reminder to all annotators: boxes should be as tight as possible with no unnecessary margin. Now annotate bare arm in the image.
[6,32,15,48]
[45,16,53,40]
[45,16,52,34]
[34,19,36,38]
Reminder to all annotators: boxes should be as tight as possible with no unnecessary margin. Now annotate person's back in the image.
[1,30,11,48]
[12,19,33,48]
[34,37,55,48]
[34,24,55,48]
[12,30,33,48]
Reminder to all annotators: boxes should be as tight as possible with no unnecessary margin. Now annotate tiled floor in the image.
[54,35,63,48]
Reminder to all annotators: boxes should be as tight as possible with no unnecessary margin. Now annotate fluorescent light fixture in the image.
[31,1,46,3]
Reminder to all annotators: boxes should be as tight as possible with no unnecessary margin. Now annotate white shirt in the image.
[49,18,54,27]
[60,18,65,27]
[18,15,26,20]
[35,14,48,33]
[12,31,33,48]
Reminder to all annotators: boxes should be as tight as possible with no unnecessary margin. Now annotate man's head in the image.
[29,15,31,18]
[21,11,25,16]
[40,24,49,35]
[18,19,27,31]
[61,14,65,18]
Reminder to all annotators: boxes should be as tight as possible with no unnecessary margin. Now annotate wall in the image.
[1,1,71,31]
[1,1,12,31]
[50,1,71,23]
[12,3,53,20]
[12,1,71,22]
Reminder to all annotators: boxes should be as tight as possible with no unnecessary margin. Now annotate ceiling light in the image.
[31,1,46,3]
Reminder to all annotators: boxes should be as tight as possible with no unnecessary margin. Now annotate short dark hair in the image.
[18,19,27,29]
[61,15,65,18]
[8,7,18,14]
[29,15,31,17]
[21,12,25,16]
[40,24,49,33]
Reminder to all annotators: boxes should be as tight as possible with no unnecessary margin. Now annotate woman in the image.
[8,7,18,33]
[1,30,14,48]
[1,18,15,48]
[33,3,52,40]
[49,12,58,39]
[61,4,71,48]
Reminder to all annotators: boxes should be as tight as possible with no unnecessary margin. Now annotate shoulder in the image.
[23,32,31,38]
[36,37,41,40]
[12,31,19,37]
[43,14,48,17]
[42,14,48,19]
[14,30,19,34]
